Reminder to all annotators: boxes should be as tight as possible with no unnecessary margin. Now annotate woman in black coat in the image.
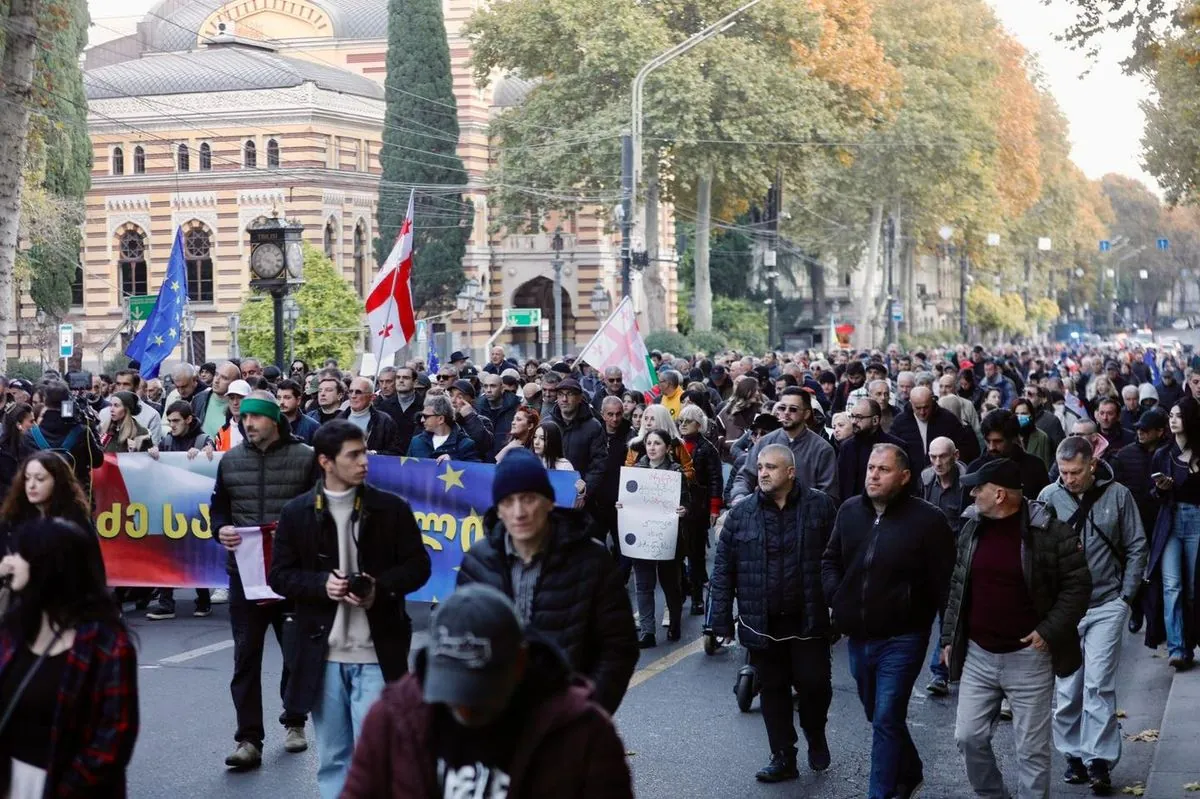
[678,404,722,614]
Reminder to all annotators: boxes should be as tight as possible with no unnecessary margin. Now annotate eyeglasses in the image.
[849,413,878,421]
[607,378,622,383]
[437,375,454,382]
[348,389,370,396]
[777,405,803,414]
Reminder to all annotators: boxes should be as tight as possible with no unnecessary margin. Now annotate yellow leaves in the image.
[1125,729,1160,742]
[1183,782,1200,791]
[1122,784,1146,796]
[991,36,1043,219]
[1115,709,1127,718]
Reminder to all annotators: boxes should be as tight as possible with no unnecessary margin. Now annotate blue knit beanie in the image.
[492,448,555,505]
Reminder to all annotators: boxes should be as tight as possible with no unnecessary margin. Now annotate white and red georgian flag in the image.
[365,190,417,359]
[575,296,658,399]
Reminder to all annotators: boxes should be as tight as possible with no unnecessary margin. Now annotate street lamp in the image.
[939,226,968,342]
[551,227,565,357]
[184,307,197,363]
[282,296,300,367]
[228,313,241,359]
[589,283,611,319]
[455,277,486,363]
[764,269,780,347]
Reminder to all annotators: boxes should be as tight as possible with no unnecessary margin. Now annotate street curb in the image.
[1144,667,1199,797]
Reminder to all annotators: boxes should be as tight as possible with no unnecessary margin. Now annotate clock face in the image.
[285,241,303,279]
[251,243,285,279]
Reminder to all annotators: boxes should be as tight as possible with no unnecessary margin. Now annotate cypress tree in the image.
[376,0,472,309]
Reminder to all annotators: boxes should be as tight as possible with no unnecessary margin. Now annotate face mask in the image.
[1017,414,1032,428]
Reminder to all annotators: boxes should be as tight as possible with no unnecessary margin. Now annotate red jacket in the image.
[340,643,633,799]
[0,620,138,797]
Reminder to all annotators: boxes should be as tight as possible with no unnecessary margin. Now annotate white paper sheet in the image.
[617,466,681,560]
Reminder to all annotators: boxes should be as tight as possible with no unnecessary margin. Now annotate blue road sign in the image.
[1158,238,1170,251]
[1099,240,1111,252]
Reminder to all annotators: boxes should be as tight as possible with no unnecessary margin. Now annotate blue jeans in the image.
[847,631,929,799]
[1163,503,1200,661]
[311,662,385,799]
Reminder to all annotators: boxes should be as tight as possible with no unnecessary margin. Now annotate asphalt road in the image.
[124,591,1172,799]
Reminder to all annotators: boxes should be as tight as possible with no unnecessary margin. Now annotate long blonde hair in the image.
[630,404,680,445]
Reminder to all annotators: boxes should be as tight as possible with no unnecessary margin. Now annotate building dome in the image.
[138,0,388,54]
[493,75,538,109]
[84,41,385,101]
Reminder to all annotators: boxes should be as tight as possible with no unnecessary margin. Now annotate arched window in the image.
[112,147,124,176]
[323,218,336,259]
[70,261,84,306]
[199,143,211,171]
[244,140,256,168]
[184,225,214,303]
[177,143,189,172]
[267,138,280,168]
[118,229,147,297]
[353,221,366,296]
[133,146,145,175]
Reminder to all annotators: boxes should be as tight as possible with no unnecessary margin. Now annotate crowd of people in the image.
[0,337,1192,797]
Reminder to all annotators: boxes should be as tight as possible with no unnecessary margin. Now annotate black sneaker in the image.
[193,604,212,618]
[806,730,831,771]
[1063,756,1089,785]
[638,633,656,649]
[145,602,176,620]
[690,600,704,616]
[925,676,950,696]
[755,749,799,783]
[1087,760,1112,795]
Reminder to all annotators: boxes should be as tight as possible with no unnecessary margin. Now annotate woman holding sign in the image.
[618,430,690,648]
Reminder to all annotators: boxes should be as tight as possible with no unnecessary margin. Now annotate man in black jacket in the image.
[941,459,1091,799]
[476,373,520,460]
[269,420,431,798]
[967,409,1050,500]
[21,380,103,498]
[372,366,421,454]
[1113,407,1167,538]
[596,397,632,581]
[548,379,608,504]
[456,449,638,714]
[340,377,402,455]
[836,398,906,504]
[590,367,628,416]
[449,380,494,462]
[891,386,979,471]
[822,444,955,799]
[712,444,838,783]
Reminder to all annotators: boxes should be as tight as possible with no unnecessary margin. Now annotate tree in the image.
[1142,13,1200,206]
[236,245,364,367]
[376,0,473,311]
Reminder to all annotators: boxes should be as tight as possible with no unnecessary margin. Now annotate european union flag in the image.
[427,335,439,375]
[125,227,188,379]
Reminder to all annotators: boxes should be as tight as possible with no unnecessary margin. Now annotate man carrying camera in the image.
[20,379,103,499]
[270,420,430,799]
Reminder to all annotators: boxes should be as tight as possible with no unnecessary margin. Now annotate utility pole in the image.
[551,227,564,357]
[885,215,897,346]
[959,248,969,343]
[764,170,781,348]
[619,133,633,299]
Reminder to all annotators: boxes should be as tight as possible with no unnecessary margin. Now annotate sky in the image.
[85,0,1159,192]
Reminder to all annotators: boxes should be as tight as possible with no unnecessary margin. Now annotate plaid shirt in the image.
[0,620,139,797]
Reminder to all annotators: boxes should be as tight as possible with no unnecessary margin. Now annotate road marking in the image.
[628,638,707,690]
[157,639,235,665]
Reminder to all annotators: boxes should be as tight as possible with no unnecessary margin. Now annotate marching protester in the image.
[457,448,638,713]
[597,396,632,572]
[210,389,316,769]
[372,366,421,454]
[100,392,153,453]
[407,395,479,462]
[341,584,634,799]
[942,458,1092,799]
[214,380,252,452]
[277,379,320,445]
[0,403,33,498]
[0,518,139,796]
[921,435,967,697]
[1038,436,1146,792]
[730,387,838,504]
[892,385,979,472]
[20,381,103,500]
[269,420,430,798]
[1113,408,1168,570]
[970,409,1051,499]
[711,444,838,782]
[822,444,955,799]
[309,374,348,427]
[99,370,163,445]
[1012,396,1054,470]
[494,406,539,461]
[342,377,402,456]
[477,373,520,461]
[836,398,906,503]
[448,380,494,461]
[548,378,607,505]
[677,404,722,614]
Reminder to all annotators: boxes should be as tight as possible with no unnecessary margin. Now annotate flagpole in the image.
[371,189,413,384]
[575,295,631,366]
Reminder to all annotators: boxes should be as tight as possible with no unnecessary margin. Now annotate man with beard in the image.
[373,365,421,454]
[730,388,838,505]
[832,360,866,413]
[836,399,906,504]
[1024,384,1066,449]
[967,410,1050,500]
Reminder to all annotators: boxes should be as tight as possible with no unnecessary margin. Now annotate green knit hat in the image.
[239,397,280,422]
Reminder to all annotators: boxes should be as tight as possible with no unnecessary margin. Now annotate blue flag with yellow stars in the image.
[125,227,188,379]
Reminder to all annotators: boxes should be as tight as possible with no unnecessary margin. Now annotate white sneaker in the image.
[210,588,229,604]
[662,609,671,627]
[999,697,1013,721]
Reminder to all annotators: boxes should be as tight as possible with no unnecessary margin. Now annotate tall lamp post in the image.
[455,277,486,363]
[282,296,300,367]
[764,269,779,347]
[247,212,304,370]
[551,227,565,357]
[590,283,611,319]
[884,216,897,346]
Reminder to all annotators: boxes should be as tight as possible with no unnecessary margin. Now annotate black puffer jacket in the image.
[1112,440,1159,534]
[456,507,638,714]
[683,433,723,520]
[710,483,837,648]
[941,501,1091,679]
[549,404,608,499]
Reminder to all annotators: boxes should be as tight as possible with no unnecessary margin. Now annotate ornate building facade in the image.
[8,0,676,369]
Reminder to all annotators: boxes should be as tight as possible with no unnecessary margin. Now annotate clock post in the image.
[247,213,305,370]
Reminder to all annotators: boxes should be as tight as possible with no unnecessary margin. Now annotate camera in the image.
[346,573,372,598]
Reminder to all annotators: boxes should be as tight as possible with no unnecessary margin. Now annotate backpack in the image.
[29,425,83,470]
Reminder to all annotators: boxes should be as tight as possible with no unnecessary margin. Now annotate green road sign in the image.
[128,295,157,321]
[505,308,542,328]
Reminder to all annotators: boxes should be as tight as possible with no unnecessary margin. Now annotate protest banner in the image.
[617,465,681,560]
[92,452,579,601]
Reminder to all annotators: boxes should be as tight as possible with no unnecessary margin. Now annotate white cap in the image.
[227,379,253,397]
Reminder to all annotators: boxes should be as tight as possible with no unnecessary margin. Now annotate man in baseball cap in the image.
[339,583,634,797]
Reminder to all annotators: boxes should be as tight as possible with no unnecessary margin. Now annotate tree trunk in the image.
[857,201,884,349]
[808,248,826,324]
[694,170,713,332]
[643,170,668,332]
[0,0,42,355]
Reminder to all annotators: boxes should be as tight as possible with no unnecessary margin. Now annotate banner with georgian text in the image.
[92,452,579,601]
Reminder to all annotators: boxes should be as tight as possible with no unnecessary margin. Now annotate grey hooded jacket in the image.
[1036,460,1147,608]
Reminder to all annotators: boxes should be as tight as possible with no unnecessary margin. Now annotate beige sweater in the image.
[325,486,377,664]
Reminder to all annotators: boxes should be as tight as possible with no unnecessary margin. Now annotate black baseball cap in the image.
[961,458,1023,491]
[7,379,32,394]
[451,379,476,399]
[751,412,781,434]
[1135,408,1168,431]
[557,378,583,394]
[423,584,525,708]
